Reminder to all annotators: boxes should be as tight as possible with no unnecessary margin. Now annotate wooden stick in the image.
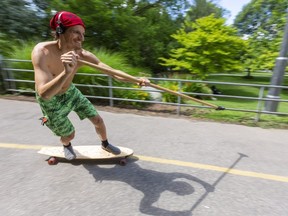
[78,59,225,110]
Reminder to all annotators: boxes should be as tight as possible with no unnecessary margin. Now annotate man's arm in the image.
[32,46,77,100]
[81,50,150,86]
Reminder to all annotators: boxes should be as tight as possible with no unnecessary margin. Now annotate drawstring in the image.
[39,117,48,126]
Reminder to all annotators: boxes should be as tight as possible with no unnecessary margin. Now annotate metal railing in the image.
[1,58,288,122]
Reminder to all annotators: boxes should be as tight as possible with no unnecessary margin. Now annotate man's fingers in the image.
[138,78,150,86]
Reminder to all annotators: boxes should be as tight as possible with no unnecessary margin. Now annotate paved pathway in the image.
[1,98,288,216]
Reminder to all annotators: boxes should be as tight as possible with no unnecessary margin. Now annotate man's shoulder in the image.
[33,41,56,52]
[32,41,57,59]
[32,41,58,64]
[79,49,100,64]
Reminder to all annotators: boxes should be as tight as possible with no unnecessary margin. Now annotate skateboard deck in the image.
[38,145,133,165]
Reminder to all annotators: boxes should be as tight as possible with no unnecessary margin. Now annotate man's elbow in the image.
[37,90,51,100]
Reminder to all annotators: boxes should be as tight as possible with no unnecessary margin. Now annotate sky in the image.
[218,0,252,24]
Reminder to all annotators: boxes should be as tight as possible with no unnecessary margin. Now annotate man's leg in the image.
[60,131,76,160]
[89,115,107,141]
[89,115,120,155]
[71,86,120,155]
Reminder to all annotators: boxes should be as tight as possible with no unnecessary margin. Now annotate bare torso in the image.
[32,25,134,101]
[49,44,78,93]
[32,40,98,97]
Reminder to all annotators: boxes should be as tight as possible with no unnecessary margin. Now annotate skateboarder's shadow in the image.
[82,158,214,216]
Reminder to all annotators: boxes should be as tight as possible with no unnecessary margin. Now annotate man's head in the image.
[50,11,85,35]
[50,11,85,50]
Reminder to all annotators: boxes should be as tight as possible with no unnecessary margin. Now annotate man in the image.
[31,11,149,160]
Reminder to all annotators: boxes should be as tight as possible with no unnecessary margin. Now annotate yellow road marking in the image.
[1,143,288,183]
[0,143,43,150]
[134,155,288,183]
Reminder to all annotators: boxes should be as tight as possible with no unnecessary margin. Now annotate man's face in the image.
[64,25,85,50]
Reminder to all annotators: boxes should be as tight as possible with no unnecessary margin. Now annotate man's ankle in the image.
[101,140,109,148]
[63,142,72,147]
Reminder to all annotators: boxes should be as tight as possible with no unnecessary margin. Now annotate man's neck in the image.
[57,39,72,53]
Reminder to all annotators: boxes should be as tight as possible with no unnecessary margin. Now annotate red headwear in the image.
[50,11,85,32]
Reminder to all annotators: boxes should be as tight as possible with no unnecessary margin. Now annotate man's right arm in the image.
[32,46,72,100]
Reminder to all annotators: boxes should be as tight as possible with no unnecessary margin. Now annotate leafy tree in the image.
[132,0,190,16]
[185,0,227,23]
[234,0,288,72]
[243,28,281,73]
[160,15,248,79]
[234,0,287,37]
[0,0,44,41]
[44,0,188,73]
[0,0,47,57]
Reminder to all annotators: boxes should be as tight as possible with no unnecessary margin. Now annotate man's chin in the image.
[74,48,84,56]
[74,45,83,52]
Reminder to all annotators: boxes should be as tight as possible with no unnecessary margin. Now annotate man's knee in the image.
[90,115,103,126]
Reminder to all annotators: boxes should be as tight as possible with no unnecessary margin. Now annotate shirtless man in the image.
[31,11,149,160]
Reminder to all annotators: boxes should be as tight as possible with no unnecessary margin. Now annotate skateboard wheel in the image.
[119,158,127,166]
[48,157,58,165]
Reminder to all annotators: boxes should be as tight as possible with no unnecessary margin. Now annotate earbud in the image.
[56,23,65,34]
[56,12,65,34]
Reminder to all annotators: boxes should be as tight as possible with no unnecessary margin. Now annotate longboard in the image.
[38,145,133,165]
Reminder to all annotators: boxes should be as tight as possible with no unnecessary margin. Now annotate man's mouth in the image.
[75,41,82,47]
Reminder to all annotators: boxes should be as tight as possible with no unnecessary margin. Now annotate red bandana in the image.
[50,11,85,30]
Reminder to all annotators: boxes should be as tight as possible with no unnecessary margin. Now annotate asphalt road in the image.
[1,98,288,216]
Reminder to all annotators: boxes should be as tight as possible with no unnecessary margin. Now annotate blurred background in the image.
[1,0,288,127]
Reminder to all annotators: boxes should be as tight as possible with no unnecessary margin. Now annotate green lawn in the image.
[182,73,288,129]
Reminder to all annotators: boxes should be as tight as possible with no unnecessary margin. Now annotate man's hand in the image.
[138,77,150,87]
[61,51,79,74]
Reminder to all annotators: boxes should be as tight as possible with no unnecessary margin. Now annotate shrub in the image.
[182,82,213,99]
[158,81,180,103]
[158,74,213,103]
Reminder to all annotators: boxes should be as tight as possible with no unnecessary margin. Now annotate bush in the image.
[182,82,213,99]
[7,42,35,93]
[158,74,213,103]
[158,81,180,103]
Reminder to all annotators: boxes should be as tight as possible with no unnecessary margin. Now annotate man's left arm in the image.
[80,50,150,86]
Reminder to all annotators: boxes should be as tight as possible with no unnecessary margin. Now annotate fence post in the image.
[176,80,182,116]
[2,58,16,93]
[108,76,114,107]
[0,55,4,93]
[255,86,265,122]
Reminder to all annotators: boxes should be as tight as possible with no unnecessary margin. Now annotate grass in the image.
[181,73,288,129]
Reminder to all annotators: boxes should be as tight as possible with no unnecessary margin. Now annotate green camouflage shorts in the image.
[36,84,98,137]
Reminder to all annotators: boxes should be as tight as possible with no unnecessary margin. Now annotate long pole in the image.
[78,59,225,110]
[265,14,288,112]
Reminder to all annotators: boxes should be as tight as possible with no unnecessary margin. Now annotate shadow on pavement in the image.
[81,157,214,216]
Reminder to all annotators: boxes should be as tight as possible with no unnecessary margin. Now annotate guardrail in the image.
[1,58,288,122]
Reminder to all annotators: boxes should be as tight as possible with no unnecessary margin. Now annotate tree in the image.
[0,0,44,41]
[234,0,287,37]
[234,0,288,72]
[46,0,188,72]
[160,15,248,79]
[185,0,227,23]
[243,28,281,73]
